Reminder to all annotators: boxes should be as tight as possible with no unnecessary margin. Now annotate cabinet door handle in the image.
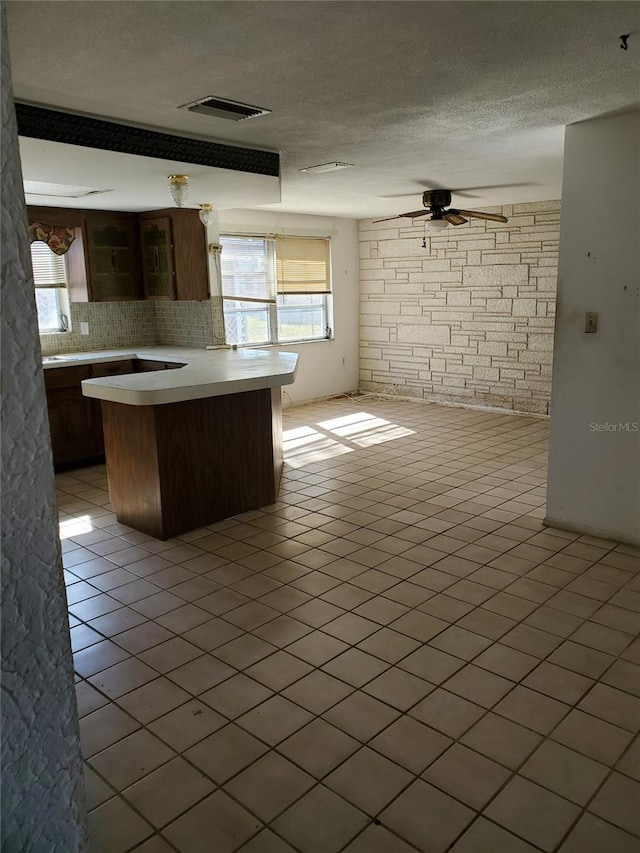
[152,247,160,275]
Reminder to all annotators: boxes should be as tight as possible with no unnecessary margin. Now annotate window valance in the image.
[28,221,76,256]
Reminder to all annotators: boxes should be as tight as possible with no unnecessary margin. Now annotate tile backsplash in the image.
[39,298,226,355]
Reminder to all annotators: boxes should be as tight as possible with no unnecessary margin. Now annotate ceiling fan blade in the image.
[456,209,508,223]
[373,209,430,223]
[444,211,468,226]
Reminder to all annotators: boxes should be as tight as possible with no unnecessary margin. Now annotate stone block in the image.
[378,238,422,257]
[446,291,471,306]
[486,299,513,313]
[478,341,508,356]
[463,264,528,290]
[396,324,451,345]
[360,325,390,342]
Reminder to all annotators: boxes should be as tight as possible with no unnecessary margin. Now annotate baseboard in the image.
[543,516,640,549]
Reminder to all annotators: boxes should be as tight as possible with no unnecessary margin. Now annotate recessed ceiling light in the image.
[23,180,112,198]
[299,162,355,174]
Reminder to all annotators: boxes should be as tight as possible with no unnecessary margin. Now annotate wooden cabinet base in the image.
[101,388,283,540]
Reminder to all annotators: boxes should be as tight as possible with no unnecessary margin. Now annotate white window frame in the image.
[30,241,71,334]
[219,234,332,347]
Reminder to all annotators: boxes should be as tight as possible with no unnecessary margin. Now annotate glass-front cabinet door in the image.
[140,217,175,300]
[86,217,141,301]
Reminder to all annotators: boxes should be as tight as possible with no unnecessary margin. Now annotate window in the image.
[220,234,331,346]
[30,241,71,334]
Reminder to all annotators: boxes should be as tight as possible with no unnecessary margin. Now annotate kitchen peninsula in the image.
[50,347,298,539]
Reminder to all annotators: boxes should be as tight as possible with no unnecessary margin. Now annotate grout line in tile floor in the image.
[58,399,640,853]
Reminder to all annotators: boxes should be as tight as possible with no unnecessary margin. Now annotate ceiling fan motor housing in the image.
[423,189,452,208]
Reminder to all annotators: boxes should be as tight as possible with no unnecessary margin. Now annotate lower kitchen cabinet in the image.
[44,359,186,469]
[44,366,98,469]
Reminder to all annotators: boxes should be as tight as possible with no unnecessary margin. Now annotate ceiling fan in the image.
[374,189,508,229]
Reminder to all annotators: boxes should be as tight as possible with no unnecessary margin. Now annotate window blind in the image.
[275,236,330,295]
[30,240,68,288]
[220,236,276,303]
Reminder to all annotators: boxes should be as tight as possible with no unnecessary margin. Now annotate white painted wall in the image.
[217,209,359,405]
[546,111,640,545]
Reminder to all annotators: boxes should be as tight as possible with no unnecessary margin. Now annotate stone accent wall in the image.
[359,201,559,414]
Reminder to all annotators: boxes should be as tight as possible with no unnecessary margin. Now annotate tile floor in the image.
[59,398,640,853]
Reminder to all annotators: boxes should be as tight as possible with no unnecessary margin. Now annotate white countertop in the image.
[43,346,298,406]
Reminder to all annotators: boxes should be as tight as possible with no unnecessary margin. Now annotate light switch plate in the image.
[80,322,90,335]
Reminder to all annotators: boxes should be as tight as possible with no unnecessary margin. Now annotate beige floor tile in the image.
[282,670,353,714]
[87,796,153,853]
[155,603,212,633]
[342,824,417,853]
[325,746,412,816]
[185,723,268,783]
[429,625,493,661]
[167,654,236,695]
[523,660,594,705]
[89,729,175,790]
[83,764,115,811]
[164,791,261,853]
[423,742,511,809]
[551,708,633,766]
[286,630,349,666]
[450,817,539,852]
[80,703,141,758]
[123,756,214,828]
[139,637,204,674]
[410,688,485,738]
[225,751,314,821]
[461,712,542,769]
[363,666,435,711]
[149,699,227,751]
[236,830,296,852]
[473,642,539,681]
[356,627,421,663]
[57,401,640,853]
[558,813,640,853]
[485,775,580,852]
[520,739,609,805]
[272,785,369,853]
[201,673,274,719]
[75,680,110,717]
[113,622,175,655]
[323,691,400,742]
[380,779,474,852]
[237,695,314,746]
[277,718,360,778]
[589,772,640,837]
[578,683,640,732]
[116,677,191,724]
[444,664,514,709]
[370,715,451,774]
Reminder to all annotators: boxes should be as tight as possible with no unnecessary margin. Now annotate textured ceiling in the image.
[7,1,640,217]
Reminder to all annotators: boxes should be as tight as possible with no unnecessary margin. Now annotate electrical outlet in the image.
[584,312,598,334]
[80,322,90,336]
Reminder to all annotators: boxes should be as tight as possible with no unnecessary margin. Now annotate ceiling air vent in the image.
[180,96,271,121]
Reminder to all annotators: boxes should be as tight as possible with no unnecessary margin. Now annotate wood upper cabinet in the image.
[140,217,175,300]
[85,215,142,302]
[27,205,208,304]
[139,208,209,301]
